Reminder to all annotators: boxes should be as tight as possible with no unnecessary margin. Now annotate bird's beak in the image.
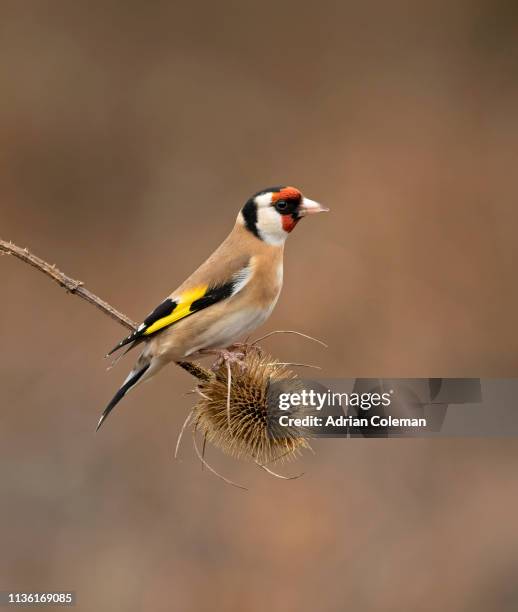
[299,197,330,216]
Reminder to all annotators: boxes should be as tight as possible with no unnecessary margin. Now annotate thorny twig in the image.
[0,239,136,330]
[0,238,210,380]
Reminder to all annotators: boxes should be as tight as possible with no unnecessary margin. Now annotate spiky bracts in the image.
[191,346,311,465]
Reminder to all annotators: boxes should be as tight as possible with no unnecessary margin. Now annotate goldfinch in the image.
[97,186,328,430]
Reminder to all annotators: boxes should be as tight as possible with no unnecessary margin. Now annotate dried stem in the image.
[255,461,304,481]
[0,239,136,330]
[174,410,194,460]
[192,425,247,490]
[252,329,328,348]
[268,362,322,370]
[226,360,232,431]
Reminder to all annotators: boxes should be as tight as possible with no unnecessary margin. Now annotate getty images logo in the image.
[278,389,394,411]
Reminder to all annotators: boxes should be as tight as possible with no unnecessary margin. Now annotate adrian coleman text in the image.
[278,415,427,428]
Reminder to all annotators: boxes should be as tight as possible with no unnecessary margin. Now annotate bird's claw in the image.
[210,349,246,372]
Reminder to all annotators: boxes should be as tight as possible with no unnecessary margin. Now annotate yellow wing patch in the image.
[143,285,208,336]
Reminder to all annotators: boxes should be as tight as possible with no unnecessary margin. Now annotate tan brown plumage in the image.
[97,186,328,430]
[151,221,284,363]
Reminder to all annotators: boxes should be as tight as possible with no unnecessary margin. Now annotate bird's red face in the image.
[240,186,329,244]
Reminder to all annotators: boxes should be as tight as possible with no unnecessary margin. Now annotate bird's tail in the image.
[97,352,157,431]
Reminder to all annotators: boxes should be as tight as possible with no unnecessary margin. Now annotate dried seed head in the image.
[191,346,312,465]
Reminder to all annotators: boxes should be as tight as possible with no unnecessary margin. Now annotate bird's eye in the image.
[275,200,288,212]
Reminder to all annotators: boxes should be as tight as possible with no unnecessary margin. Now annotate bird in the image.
[96,186,329,430]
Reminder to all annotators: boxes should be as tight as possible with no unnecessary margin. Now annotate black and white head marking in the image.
[239,186,303,245]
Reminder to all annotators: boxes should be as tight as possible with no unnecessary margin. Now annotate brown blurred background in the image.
[1,1,518,610]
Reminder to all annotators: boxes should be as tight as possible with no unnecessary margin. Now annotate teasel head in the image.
[179,344,312,468]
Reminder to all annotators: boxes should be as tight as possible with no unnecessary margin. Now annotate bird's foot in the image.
[227,341,264,356]
[201,348,247,372]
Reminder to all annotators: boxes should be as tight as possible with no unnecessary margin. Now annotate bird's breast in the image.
[184,305,272,355]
